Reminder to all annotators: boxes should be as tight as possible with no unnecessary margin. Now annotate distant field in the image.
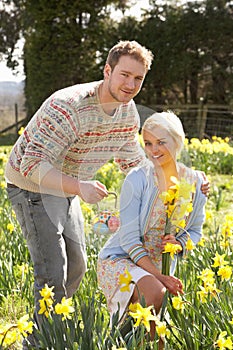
[0,106,26,128]
[0,81,26,133]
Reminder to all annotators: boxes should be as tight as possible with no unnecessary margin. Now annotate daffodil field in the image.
[0,135,233,350]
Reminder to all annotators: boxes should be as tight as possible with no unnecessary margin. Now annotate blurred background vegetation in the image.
[0,0,232,141]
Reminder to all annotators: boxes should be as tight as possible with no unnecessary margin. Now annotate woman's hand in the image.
[161,234,182,252]
[159,274,184,295]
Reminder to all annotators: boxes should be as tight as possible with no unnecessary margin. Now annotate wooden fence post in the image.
[197,97,204,139]
[15,103,18,138]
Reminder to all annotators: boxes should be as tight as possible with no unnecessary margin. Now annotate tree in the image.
[22,0,130,116]
[0,0,21,69]
[135,0,233,107]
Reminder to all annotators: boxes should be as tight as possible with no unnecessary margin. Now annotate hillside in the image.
[0,81,26,133]
[0,81,25,107]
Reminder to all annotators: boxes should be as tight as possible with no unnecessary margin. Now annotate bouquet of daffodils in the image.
[159,176,195,275]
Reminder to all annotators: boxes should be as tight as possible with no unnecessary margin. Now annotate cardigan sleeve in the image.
[117,169,149,263]
[176,173,207,256]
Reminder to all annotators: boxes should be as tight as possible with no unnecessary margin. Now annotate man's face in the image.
[104,55,147,104]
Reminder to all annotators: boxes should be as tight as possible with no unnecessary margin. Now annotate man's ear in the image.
[103,63,112,79]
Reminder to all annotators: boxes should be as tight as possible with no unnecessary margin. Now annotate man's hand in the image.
[199,171,210,197]
[77,180,108,204]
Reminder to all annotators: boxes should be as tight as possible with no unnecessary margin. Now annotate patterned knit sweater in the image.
[5,80,147,195]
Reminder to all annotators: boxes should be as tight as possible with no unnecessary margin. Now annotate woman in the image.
[97,111,207,344]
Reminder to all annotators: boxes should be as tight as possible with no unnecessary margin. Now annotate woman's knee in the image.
[132,275,166,313]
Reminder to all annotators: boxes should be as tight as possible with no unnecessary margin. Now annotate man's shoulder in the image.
[56,81,101,98]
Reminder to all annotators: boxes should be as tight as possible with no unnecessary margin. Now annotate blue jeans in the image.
[7,188,87,344]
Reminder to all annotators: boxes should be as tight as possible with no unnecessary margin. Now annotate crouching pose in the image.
[97,111,207,348]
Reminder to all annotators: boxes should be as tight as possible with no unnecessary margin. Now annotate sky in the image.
[0,0,150,83]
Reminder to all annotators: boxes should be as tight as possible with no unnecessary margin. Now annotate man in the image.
[5,40,154,348]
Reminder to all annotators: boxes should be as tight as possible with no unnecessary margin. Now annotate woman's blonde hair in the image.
[142,111,185,155]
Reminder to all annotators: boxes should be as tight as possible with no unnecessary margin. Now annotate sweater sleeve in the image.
[113,100,147,173]
[115,133,148,174]
[19,96,78,185]
[117,169,149,263]
[176,173,207,256]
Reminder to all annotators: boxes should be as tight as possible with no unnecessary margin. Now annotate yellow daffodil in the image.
[0,325,20,346]
[198,237,206,247]
[172,295,185,312]
[170,176,195,200]
[198,268,215,284]
[212,252,228,268]
[119,269,133,292]
[160,190,176,207]
[217,265,232,281]
[55,297,75,321]
[197,283,221,303]
[0,153,7,163]
[172,218,186,230]
[0,181,6,188]
[185,237,195,251]
[220,240,230,249]
[38,298,53,318]
[216,331,233,350]
[160,177,195,250]
[39,284,55,300]
[7,222,14,233]
[156,320,170,338]
[189,136,233,156]
[197,287,208,303]
[17,263,32,276]
[128,302,157,332]
[18,127,25,135]
[205,210,213,221]
[163,243,182,259]
[221,217,233,240]
[17,314,34,337]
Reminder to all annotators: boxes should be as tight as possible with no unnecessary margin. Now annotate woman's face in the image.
[142,126,177,168]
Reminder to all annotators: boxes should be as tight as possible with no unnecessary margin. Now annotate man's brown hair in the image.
[106,40,154,72]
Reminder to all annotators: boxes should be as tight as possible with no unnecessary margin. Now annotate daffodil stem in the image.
[164,216,172,236]
[162,252,171,276]
[160,290,168,321]
[162,218,171,276]
[161,219,171,320]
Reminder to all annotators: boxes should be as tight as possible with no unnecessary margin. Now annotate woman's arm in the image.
[136,255,183,295]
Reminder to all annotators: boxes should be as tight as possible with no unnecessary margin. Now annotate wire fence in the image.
[137,104,233,139]
[0,103,232,145]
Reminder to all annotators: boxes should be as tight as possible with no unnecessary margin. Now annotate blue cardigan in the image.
[99,163,207,274]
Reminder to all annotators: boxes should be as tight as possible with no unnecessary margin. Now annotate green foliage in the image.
[0,1,21,67]
[138,0,233,106]
[23,0,126,116]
